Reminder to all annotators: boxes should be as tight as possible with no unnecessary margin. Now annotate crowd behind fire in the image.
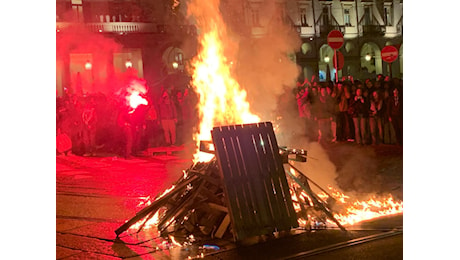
[56,74,402,158]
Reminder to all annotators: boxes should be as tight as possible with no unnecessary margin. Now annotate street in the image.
[56,142,403,259]
[57,148,192,259]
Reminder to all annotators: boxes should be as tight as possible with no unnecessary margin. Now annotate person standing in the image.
[158,91,178,146]
[349,88,368,145]
[387,87,403,145]
[145,103,161,148]
[369,90,384,145]
[130,103,148,155]
[81,98,98,156]
[68,95,84,155]
[335,82,352,142]
[117,105,134,159]
[314,86,333,143]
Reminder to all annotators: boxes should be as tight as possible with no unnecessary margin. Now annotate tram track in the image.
[281,228,403,259]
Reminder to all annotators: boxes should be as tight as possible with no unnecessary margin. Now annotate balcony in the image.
[56,22,196,35]
[362,25,386,36]
[319,25,345,36]
[294,25,315,37]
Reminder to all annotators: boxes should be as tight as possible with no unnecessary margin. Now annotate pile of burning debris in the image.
[115,122,346,244]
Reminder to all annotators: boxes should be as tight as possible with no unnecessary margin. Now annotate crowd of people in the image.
[293,75,402,146]
[56,74,402,158]
[56,85,198,159]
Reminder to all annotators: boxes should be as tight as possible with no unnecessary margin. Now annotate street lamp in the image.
[365,53,372,61]
[172,61,179,69]
[324,55,330,63]
[85,60,92,70]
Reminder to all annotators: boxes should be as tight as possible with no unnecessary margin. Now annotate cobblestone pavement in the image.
[55,143,403,259]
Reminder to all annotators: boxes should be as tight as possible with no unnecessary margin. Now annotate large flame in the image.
[289,167,403,228]
[329,188,403,226]
[188,0,260,163]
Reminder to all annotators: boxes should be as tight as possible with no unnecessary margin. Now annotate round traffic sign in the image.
[381,45,399,63]
[327,30,344,49]
[333,51,344,71]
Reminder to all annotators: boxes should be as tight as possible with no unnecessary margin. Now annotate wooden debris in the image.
[115,121,346,244]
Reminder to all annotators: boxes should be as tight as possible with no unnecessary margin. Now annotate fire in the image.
[289,167,403,228]
[188,0,260,163]
[324,186,403,226]
[127,185,176,233]
[128,205,160,232]
[169,235,182,247]
[332,194,403,226]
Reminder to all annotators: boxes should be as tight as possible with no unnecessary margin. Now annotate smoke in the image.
[182,0,401,202]
[185,0,301,121]
[56,16,125,94]
[283,135,340,195]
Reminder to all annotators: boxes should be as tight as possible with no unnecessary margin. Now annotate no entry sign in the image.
[327,30,344,49]
[381,45,399,63]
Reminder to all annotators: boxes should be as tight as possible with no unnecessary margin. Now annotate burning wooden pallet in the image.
[115,121,345,243]
[211,122,299,241]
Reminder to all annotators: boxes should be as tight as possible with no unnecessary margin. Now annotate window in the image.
[175,53,183,65]
[322,6,330,25]
[300,8,308,26]
[363,6,371,25]
[344,9,351,26]
[252,9,260,26]
[71,0,83,22]
[384,5,393,26]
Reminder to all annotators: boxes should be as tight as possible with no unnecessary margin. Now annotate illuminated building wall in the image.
[56,0,402,96]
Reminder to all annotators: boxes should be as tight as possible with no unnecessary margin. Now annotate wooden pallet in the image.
[211,122,299,242]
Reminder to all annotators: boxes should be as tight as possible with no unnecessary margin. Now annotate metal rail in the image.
[282,228,403,259]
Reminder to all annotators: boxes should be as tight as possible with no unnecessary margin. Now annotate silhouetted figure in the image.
[158,91,178,146]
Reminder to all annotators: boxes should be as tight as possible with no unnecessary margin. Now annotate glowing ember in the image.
[188,0,260,163]
[157,185,176,200]
[169,235,182,247]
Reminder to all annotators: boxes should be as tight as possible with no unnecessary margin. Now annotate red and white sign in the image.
[327,30,344,49]
[381,45,399,63]
[333,51,344,71]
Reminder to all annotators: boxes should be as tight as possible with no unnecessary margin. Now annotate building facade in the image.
[56,0,402,96]
[289,0,403,82]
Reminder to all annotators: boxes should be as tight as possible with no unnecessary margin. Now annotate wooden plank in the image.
[214,214,231,238]
[236,125,271,232]
[286,169,347,232]
[157,178,205,232]
[246,123,297,231]
[260,124,298,229]
[208,202,228,213]
[216,126,258,240]
[252,127,282,225]
[213,125,256,240]
[115,173,199,236]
